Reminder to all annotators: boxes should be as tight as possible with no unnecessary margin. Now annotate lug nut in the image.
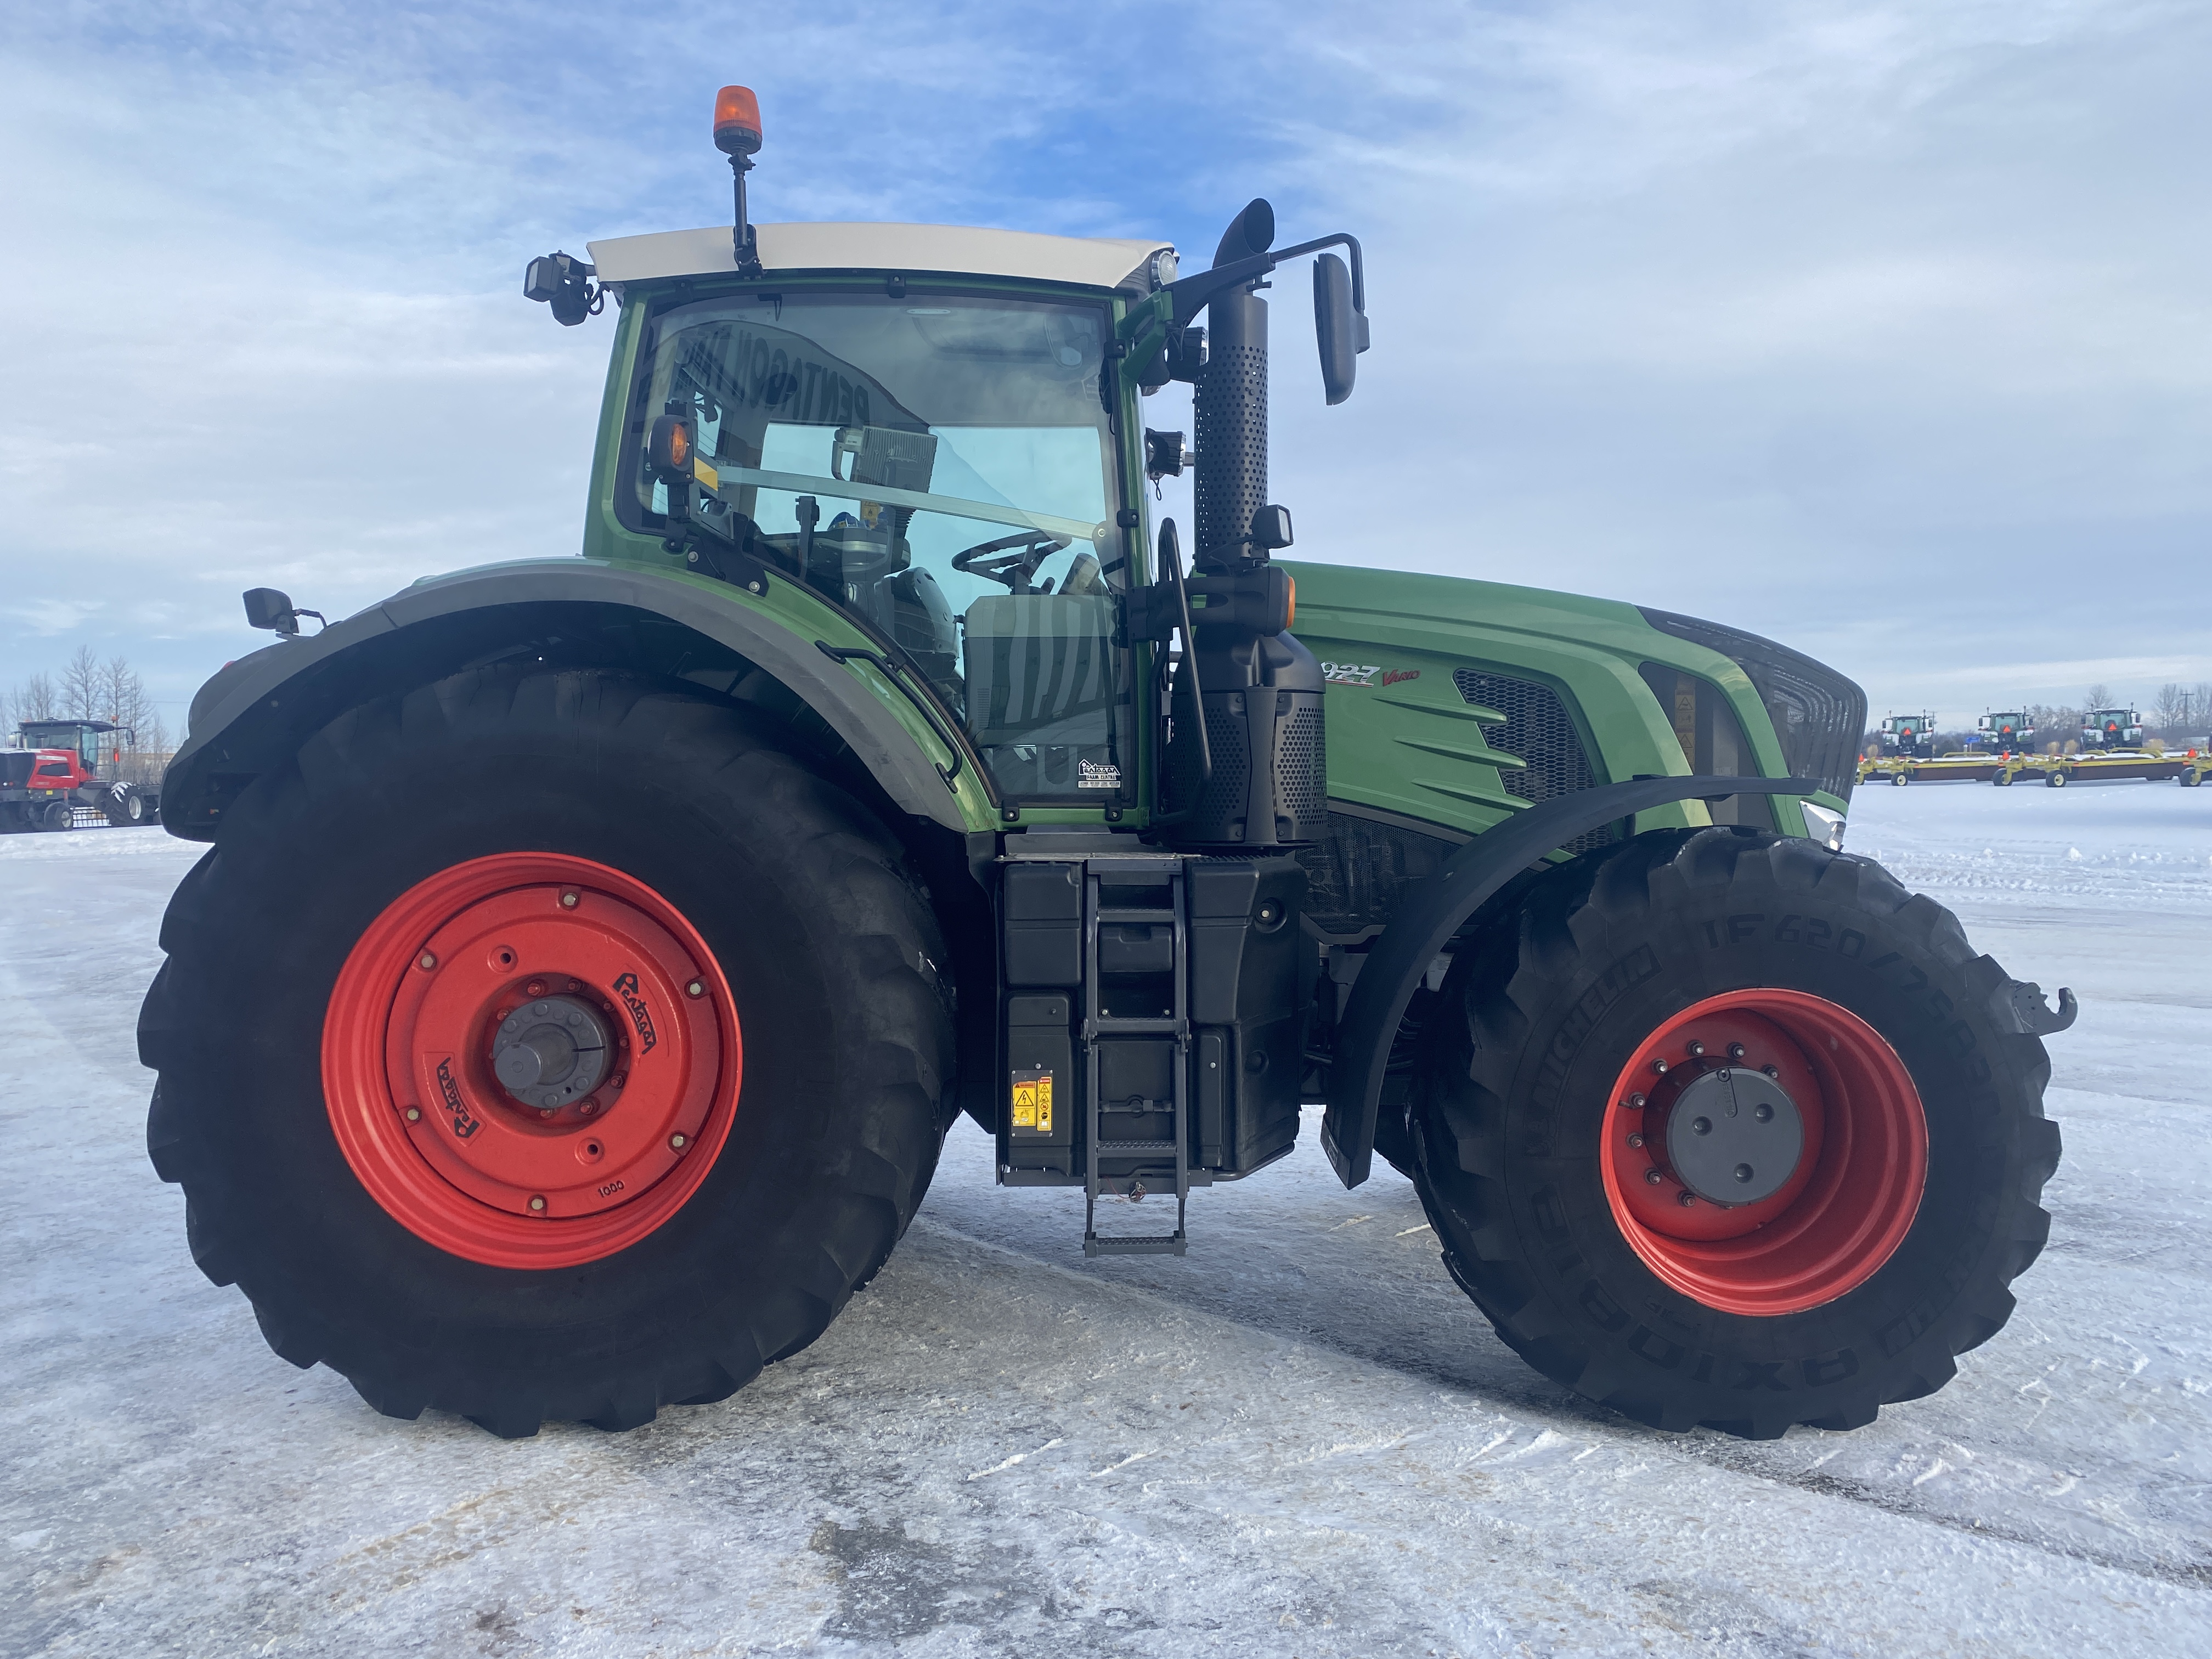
[1644,1167,1664,1185]
[1626,1132,1645,1149]
[1652,1058,1669,1075]
[580,1099,599,1116]
[540,1108,556,1120]
[1728,1043,1746,1060]
[526,979,547,997]
[528,1195,546,1212]
[610,1073,626,1090]
[1629,1092,1647,1109]
[1763,1064,1780,1079]
[669,1133,687,1150]
[417,952,437,971]
[1686,1040,1705,1057]
[1717,1067,1731,1081]
[559,891,580,909]
[686,979,706,998]
[1677,1190,1696,1207]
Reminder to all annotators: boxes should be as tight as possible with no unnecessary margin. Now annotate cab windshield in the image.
[631,291,1131,803]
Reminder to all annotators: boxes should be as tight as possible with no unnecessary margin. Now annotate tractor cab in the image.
[1879,712,1937,759]
[1974,710,2034,752]
[15,719,128,778]
[2081,707,2142,749]
[600,239,1148,801]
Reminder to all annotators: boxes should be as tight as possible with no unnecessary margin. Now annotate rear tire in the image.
[1889,770,1909,786]
[140,667,955,1437]
[1412,828,2061,1438]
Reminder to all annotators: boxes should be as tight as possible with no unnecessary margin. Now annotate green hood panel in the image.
[1278,561,1804,841]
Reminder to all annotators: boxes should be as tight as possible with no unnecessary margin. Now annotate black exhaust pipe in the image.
[1192,200,1274,568]
[1163,199,1327,850]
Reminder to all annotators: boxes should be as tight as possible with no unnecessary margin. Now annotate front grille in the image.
[1452,669,1619,856]
[1638,608,1866,802]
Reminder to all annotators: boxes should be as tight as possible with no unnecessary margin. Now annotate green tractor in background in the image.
[1877,712,1938,760]
[2080,707,2144,750]
[140,87,2073,1443]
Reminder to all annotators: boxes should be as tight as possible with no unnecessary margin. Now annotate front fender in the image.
[1321,774,1816,1189]
[162,560,986,839]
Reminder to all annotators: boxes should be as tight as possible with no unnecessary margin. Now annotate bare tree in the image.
[2194,684,2212,740]
[2084,682,2112,710]
[61,645,103,720]
[12,672,58,724]
[2152,682,2193,734]
[100,655,155,738]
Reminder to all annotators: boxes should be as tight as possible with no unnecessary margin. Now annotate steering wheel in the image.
[951,531,1071,594]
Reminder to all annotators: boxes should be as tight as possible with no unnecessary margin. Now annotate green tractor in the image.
[140,87,2074,1442]
[1877,712,1938,760]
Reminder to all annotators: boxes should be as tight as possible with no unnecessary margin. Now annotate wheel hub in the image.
[1653,1065,1804,1205]
[491,996,612,1110]
[1601,990,1928,1316]
[323,851,741,1268]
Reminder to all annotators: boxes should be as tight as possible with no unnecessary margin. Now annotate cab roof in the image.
[586,222,1175,297]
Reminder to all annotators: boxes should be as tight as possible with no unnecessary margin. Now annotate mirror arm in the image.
[1163,231,1367,328]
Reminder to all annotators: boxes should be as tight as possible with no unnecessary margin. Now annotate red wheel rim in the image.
[324,853,741,1269]
[1599,990,1926,1316]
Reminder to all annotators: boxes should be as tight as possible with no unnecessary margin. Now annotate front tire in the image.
[1412,828,2061,1438]
[140,668,955,1437]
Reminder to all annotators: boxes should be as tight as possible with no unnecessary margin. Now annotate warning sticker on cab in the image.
[1010,1067,1053,1135]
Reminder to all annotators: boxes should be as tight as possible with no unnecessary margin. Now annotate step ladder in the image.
[1082,860,1190,1257]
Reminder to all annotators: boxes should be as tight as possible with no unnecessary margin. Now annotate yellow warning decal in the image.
[1010,1068,1054,1135]
[692,456,720,492]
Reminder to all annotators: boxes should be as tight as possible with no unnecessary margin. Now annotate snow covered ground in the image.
[4,782,2209,1657]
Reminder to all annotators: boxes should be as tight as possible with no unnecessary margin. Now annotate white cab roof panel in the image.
[587,222,1172,295]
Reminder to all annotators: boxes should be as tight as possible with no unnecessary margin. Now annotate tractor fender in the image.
[162,560,976,839]
[1320,774,1818,1189]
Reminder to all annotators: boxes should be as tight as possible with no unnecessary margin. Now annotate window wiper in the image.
[689,459,1101,548]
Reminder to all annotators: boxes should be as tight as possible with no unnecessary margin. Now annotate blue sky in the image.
[3,1,2207,734]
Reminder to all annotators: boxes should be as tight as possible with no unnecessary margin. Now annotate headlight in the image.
[1638,608,1867,803]
[1801,802,1846,851]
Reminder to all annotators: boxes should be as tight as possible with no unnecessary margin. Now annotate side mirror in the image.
[1249,504,1294,552]
[242,587,298,636]
[1312,252,1362,405]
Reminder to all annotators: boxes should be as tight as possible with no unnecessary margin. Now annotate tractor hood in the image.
[1279,560,1864,842]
